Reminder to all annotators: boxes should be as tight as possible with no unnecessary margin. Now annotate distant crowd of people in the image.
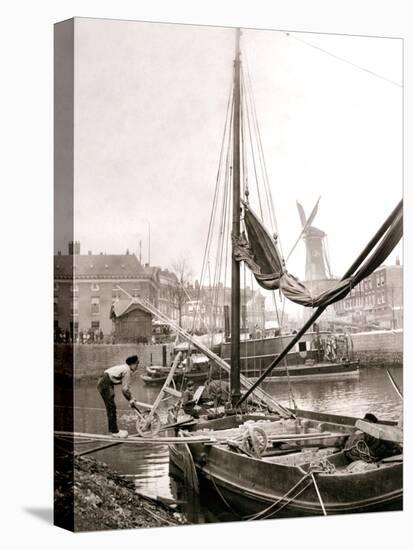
[54,326,105,344]
[310,332,353,362]
[54,327,154,344]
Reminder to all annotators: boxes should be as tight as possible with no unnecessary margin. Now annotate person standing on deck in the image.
[181,380,201,418]
[97,355,140,438]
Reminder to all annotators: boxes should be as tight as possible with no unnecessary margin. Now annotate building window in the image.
[91,321,100,329]
[54,298,58,316]
[91,283,100,292]
[70,283,79,294]
[54,282,59,293]
[71,299,79,315]
[91,297,100,315]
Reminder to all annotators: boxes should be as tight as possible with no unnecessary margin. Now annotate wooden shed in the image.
[111,299,153,343]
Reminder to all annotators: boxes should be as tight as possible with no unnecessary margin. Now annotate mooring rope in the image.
[246,471,311,520]
[177,432,199,493]
[310,472,327,516]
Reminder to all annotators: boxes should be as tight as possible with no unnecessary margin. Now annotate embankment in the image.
[351,329,403,367]
[55,343,174,379]
[54,328,403,381]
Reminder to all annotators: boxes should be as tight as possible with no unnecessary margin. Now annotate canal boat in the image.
[217,330,360,381]
[170,409,402,517]
[141,349,215,386]
[167,27,403,518]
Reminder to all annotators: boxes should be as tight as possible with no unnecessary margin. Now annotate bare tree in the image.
[169,257,193,327]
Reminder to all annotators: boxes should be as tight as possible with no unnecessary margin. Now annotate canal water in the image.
[73,366,402,523]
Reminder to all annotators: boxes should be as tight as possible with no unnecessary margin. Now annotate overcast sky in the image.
[67,18,403,286]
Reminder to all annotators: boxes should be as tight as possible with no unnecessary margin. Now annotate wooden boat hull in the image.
[214,333,360,381]
[189,445,402,517]
[259,361,359,382]
[170,410,402,518]
[141,370,211,386]
[143,360,358,385]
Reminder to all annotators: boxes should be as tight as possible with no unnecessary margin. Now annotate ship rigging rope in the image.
[190,76,234,334]
[214,140,231,306]
[211,115,233,329]
[241,76,249,200]
[284,32,402,89]
[241,56,286,332]
[242,57,283,253]
[193,40,291,340]
[241,69,264,221]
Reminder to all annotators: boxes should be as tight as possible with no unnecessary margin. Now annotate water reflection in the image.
[262,366,402,420]
[69,365,402,523]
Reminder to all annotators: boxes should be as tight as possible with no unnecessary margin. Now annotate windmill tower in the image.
[296,200,332,287]
[296,200,338,327]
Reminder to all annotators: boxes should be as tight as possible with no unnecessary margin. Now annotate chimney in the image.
[57,251,62,256]
[126,248,130,255]
[145,263,149,268]
[68,241,80,255]
[396,256,400,266]
[88,250,92,256]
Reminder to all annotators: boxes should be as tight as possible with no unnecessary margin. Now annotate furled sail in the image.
[235,201,403,308]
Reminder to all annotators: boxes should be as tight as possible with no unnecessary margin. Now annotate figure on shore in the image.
[97,355,140,437]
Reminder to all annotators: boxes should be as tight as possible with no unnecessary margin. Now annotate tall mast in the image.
[231,28,241,405]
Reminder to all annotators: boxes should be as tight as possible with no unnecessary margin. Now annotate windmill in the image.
[296,199,332,283]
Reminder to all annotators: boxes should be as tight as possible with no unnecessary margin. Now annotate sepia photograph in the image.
[53,16,403,533]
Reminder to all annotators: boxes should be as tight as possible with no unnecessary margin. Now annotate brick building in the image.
[333,262,403,329]
[158,268,179,320]
[54,242,268,340]
[54,242,160,339]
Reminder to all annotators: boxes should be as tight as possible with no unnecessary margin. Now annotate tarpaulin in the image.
[236,202,403,308]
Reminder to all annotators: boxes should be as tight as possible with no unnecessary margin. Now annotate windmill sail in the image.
[296,201,307,228]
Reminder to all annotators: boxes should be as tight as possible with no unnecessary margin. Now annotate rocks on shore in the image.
[55,454,186,531]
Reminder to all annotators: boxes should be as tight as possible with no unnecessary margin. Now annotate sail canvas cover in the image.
[237,202,403,308]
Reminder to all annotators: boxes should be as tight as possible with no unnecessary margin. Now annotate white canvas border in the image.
[1,0,411,548]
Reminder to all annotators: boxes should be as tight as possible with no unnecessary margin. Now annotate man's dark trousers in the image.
[97,373,118,433]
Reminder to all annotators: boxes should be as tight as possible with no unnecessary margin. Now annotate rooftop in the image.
[54,253,147,278]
